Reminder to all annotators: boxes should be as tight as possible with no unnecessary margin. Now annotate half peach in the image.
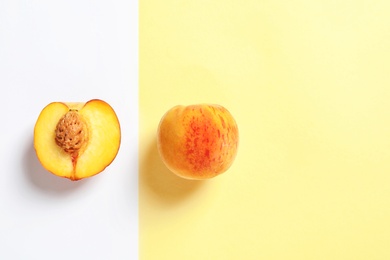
[34,99,121,181]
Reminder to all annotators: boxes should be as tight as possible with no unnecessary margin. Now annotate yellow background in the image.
[140,1,390,259]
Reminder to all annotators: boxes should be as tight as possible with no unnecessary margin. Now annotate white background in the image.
[0,0,138,259]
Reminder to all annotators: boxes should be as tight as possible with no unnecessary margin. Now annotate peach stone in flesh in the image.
[34,99,121,181]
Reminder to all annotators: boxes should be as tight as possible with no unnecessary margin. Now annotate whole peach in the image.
[157,104,239,180]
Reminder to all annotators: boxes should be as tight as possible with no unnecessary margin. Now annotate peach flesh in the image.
[34,99,121,181]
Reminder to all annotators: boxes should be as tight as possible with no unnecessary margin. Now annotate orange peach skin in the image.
[157,104,239,180]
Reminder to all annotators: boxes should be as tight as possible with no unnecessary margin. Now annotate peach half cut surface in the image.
[157,104,239,180]
[34,99,121,181]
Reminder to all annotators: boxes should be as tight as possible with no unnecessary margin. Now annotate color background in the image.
[140,0,390,259]
[1,0,390,259]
